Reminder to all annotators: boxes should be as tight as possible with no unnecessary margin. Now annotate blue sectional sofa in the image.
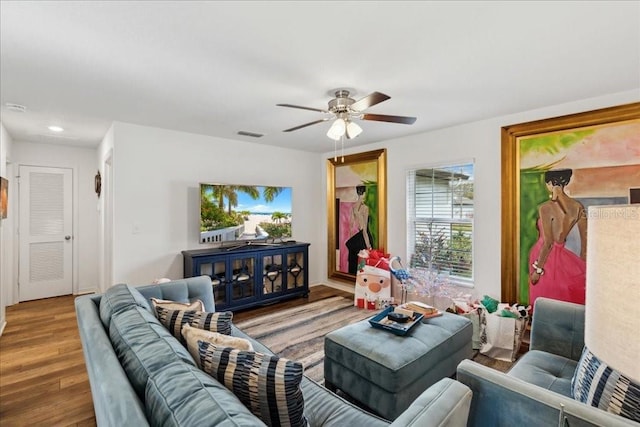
[75,276,473,426]
[457,297,639,426]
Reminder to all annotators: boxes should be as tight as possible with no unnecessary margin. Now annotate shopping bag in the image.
[460,308,482,350]
[478,306,528,362]
[354,249,391,309]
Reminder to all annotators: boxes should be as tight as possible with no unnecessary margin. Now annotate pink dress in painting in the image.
[529,219,586,307]
[339,201,373,274]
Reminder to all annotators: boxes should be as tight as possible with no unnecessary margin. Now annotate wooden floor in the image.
[0,285,351,426]
[0,295,95,426]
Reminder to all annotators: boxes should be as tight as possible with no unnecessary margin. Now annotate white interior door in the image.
[19,166,73,301]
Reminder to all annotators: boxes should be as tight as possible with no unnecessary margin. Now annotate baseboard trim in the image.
[320,281,354,294]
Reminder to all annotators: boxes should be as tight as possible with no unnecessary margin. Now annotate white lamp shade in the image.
[346,121,363,139]
[585,204,640,383]
[326,118,346,140]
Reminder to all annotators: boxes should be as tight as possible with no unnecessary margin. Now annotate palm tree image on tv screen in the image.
[200,184,292,244]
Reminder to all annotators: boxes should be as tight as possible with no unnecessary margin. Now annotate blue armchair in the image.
[457,297,639,426]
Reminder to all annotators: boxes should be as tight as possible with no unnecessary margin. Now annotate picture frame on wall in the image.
[327,149,387,284]
[1,176,8,219]
[501,102,640,305]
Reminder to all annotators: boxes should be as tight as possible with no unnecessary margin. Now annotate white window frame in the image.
[406,160,475,287]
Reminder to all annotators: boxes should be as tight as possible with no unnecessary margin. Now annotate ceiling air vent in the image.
[5,103,27,113]
[237,131,264,138]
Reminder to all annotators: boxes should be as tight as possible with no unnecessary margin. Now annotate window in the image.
[407,162,474,285]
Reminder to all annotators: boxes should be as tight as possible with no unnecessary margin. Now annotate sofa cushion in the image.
[508,349,577,396]
[99,283,152,328]
[136,276,216,312]
[199,341,306,427]
[182,323,253,366]
[572,347,640,422]
[155,307,233,343]
[109,306,196,398]
[299,376,388,427]
[145,361,265,426]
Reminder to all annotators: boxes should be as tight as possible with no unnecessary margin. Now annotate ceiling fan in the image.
[277,90,417,140]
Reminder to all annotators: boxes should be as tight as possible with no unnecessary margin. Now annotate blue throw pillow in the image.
[572,347,640,422]
[198,341,306,427]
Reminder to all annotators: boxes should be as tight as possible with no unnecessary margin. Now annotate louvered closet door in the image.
[19,166,73,301]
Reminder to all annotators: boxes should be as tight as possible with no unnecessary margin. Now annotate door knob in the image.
[65,235,71,240]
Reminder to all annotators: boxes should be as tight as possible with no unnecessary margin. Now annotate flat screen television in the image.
[200,183,292,245]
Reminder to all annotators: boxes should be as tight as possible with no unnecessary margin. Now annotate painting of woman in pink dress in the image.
[529,169,587,307]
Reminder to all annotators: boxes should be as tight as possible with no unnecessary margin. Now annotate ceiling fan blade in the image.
[350,92,391,111]
[276,103,329,113]
[283,118,331,132]
[361,113,417,125]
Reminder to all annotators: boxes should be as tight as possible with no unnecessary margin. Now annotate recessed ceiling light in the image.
[48,125,64,132]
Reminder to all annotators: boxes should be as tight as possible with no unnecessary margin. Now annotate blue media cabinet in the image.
[182,241,310,311]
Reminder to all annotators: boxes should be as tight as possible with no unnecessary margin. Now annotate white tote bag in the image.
[479,307,527,362]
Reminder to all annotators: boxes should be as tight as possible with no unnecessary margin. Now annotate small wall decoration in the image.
[94,170,101,197]
[327,149,387,284]
[501,102,640,305]
[1,176,7,219]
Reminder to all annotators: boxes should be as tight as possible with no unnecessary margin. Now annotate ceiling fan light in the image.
[346,121,363,139]
[327,118,346,140]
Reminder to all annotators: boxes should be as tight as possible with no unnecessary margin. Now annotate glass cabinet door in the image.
[229,256,255,304]
[287,251,305,289]
[262,253,284,294]
[198,259,227,307]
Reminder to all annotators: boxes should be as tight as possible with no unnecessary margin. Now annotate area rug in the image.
[471,351,514,373]
[234,296,374,383]
[234,296,514,384]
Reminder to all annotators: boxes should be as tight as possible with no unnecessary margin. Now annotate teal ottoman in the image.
[324,312,473,420]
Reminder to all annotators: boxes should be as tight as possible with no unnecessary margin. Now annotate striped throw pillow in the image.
[155,306,233,343]
[199,341,306,427]
[572,347,640,422]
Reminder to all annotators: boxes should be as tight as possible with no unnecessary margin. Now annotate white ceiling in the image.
[1,1,639,152]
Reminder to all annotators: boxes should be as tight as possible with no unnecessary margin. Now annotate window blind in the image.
[407,163,474,281]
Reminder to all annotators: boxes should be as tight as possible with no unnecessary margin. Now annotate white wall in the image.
[109,122,322,285]
[107,91,638,295]
[97,124,115,293]
[0,123,14,335]
[321,91,639,301]
[11,141,100,295]
[1,94,634,319]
